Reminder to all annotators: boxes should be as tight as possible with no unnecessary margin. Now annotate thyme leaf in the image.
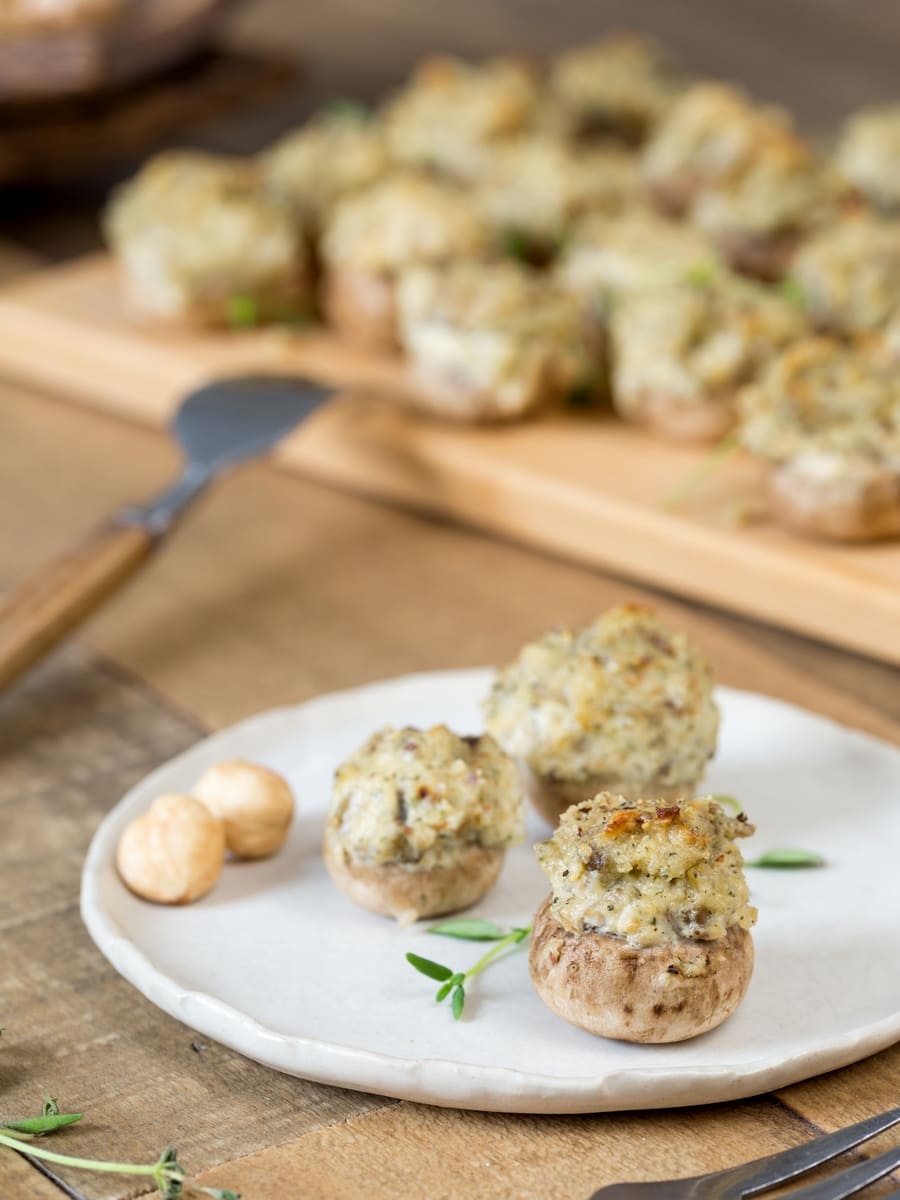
[427,918,507,941]
[406,923,532,1020]
[747,848,825,869]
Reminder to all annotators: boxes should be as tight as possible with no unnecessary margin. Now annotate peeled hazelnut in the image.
[193,760,294,859]
[116,793,225,904]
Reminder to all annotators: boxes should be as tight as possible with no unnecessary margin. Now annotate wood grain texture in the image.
[0,647,387,1200]
[194,1099,897,1200]
[0,256,898,668]
[0,521,153,691]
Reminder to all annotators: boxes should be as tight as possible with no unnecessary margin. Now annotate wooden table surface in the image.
[1,4,899,1197]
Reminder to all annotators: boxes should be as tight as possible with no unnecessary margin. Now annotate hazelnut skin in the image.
[193,760,295,859]
[116,793,226,904]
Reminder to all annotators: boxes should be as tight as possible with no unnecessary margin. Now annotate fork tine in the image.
[706,1107,900,1198]
[776,1144,900,1200]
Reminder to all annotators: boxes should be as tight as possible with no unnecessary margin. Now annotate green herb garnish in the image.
[747,848,826,869]
[227,294,259,329]
[0,1095,238,1197]
[500,227,532,262]
[778,276,808,310]
[323,97,371,124]
[683,261,717,287]
[427,917,508,941]
[660,430,741,511]
[407,923,531,1020]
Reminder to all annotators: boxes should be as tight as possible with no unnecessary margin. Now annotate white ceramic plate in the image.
[81,670,900,1114]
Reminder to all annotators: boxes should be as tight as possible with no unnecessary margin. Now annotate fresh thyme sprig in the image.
[0,1096,238,1198]
[746,848,826,869]
[660,431,741,511]
[406,919,531,1019]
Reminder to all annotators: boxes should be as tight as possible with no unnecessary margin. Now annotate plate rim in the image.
[80,668,900,1113]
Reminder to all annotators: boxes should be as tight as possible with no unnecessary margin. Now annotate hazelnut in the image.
[193,760,294,859]
[116,794,225,904]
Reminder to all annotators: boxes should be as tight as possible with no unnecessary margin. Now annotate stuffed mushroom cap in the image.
[321,173,489,276]
[381,54,540,182]
[738,337,900,465]
[476,136,640,247]
[609,273,805,440]
[642,82,792,212]
[529,793,757,1042]
[737,338,900,539]
[324,725,525,922]
[261,107,389,231]
[104,150,309,326]
[555,208,719,307]
[833,103,900,213]
[548,32,687,142]
[792,213,900,335]
[483,605,720,797]
[396,258,597,420]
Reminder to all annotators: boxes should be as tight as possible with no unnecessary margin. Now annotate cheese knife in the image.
[0,374,331,690]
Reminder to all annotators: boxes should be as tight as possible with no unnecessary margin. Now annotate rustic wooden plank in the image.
[0,1157,66,1200]
[0,257,898,668]
[193,1097,826,1200]
[777,1043,900,1141]
[0,647,388,1200]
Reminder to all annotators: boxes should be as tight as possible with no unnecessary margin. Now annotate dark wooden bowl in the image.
[0,0,245,101]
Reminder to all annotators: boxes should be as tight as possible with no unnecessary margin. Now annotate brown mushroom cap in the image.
[529,896,754,1043]
[323,825,504,925]
[522,765,699,827]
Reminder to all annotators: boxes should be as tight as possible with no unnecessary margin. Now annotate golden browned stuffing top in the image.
[549,32,685,135]
[610,275,804,409]
[327,725,525,869]
[476,136,640,241]
[261,109,389,228]
[642,82,792,193]
[738,337,900,465]
[556,208,718,302]
[483,604,719,789]
[536,792,757,947]
[381,55,540,181]
[793,214,900,334]
[321,173,489,273]
[834,103,900,212]
[691,129,838,239]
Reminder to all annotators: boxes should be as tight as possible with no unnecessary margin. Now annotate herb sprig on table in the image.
[406,918,531,1020]
[0,1090,238,1198]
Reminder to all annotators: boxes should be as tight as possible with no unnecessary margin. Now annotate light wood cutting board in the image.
[0,252,898,666]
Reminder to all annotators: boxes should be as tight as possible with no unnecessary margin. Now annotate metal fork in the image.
[588,1106,900,1200]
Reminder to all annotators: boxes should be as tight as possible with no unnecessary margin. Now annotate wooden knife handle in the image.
[0,521,154,690]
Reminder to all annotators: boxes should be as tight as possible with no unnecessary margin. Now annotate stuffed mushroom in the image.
[381,54,540,183]
[690,128,838,281]
[483,605,720,826]
[609,273,804,442]
[320,173,489,350]
[529,792,757,1042]
[323,725,525,924]
[833,103,900,214]
[791,213,900,336]
[476,135,640,260]
[103,150,310,327]
[738,337,900,541]
[396,259,598,421]
[548,32,686,144]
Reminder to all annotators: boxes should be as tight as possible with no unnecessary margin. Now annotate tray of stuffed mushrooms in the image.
[81,605,900,1112]
[0,33,899,661]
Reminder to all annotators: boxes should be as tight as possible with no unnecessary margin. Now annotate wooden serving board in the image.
[0,252,898,666]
